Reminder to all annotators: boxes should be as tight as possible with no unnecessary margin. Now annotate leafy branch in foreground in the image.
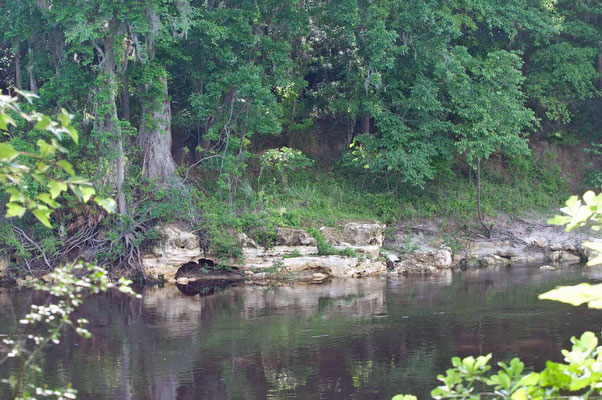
[428,331,602,399]
[394,191,602,399]
[0,91,115,227]
[0,93,129,399]
[0,263,139,400]
[541,191,602,308]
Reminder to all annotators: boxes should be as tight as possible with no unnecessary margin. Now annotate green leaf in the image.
[49,180,68,199]
[94,197,116,213]
[6,188,25,202]
[35,115,52,131]
[66,125,78,144]
[37,193,60,209]
[32,207,52,228]
[5,202,26,218]
[78,186,95,203]
[539,283,602,308]
[0,143,18,161]
[57,160,75,176]
[37,139,56,157]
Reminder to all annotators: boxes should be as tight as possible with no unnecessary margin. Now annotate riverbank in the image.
[2,210,598,288]
[139,209,600,287]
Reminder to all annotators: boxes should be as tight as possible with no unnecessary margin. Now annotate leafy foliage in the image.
[0,263,137,399]
[0,92,115,227]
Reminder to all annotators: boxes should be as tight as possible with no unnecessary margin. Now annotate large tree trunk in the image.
[141,71,179,185]
[476,159,492,238]
[360,112,370,134]
[27,43,37,92]
[94,33,127,215]
[14,43,21,90]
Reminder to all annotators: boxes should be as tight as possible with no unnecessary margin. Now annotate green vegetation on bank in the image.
[0,0,599,275]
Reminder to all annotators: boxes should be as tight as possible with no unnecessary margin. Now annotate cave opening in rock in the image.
[174,258,216,279]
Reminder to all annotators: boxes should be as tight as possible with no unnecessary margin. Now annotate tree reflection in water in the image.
[0,265,600,399]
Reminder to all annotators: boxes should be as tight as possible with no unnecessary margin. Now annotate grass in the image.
[196,154,569,258]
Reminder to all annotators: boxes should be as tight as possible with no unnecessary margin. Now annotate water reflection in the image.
[0,265,600,399]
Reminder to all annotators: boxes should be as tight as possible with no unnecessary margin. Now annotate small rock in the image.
[238,233,259,248]
[548,251,581,265]
[531,239,547,248]
[580,242,601,264]
[480,255,511,268]
[496,250,516,258]
[434,249,452,269]
[382,251,400,263]
[540,265,556,270]
[460,255,481,269]
[312,273,328,282]
[275,228,317,246]
[243,270,255,276]
[0,255,8,279]
[176,277,189,285]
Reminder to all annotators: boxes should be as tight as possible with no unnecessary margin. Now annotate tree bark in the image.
[14,43,21,90]
[476,159,492,238]
[94,32,127,215]
[141,72,179,186]
[121,75,130,122]
[360,112,370,134]
[120,38,131,121]
[27,43,37,92]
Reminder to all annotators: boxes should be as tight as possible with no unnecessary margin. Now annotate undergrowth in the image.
[195,154,568,258]
[0,154,569,271]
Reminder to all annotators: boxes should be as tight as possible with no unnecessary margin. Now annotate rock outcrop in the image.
[142,224,203,281]
[238,223,386,280]
[282,256,386,278]
[142,222,387,282]
[320,222,385,259]
[389,248,453,276]
[581,241,602,264]
[548,250,581,265]
[240,228,318,262]
[0,254,8,280]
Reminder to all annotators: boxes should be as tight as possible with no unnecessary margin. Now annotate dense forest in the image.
[0,0,601,275]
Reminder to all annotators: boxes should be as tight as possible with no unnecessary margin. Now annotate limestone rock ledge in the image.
[320,222,385,259]
[142,224,203,281]
[282,256,386,278]
[142,223,387,282]
[0,254,8,280]
[388,248,453,276]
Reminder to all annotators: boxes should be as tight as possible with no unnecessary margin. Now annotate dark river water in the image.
[2,264,602,399]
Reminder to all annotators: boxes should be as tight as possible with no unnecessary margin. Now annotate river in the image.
[1,264,602,399]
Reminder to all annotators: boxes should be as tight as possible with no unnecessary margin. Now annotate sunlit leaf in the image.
[57,160,75,176]
[35,115,52,131]
[78,186,95,203]
[539,283,602,309]
[49,180,68,199]
[94,197,116,213]
[32,207,52,228]
[6,202,26,218]
[0,143,18,161]
[37,193,60,209]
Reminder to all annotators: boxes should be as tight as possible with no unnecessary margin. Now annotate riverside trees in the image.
[0,0,600,269]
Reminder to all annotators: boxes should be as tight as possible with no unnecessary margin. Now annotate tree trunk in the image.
[120,39,131,121]
[121,74,130,122]
[27,43,37,92]
[95,33,127,215]
[141,72,179,186]
[476,159,491,238]
[360,112,370,134]
[597,40,602,89]
[14,43,21,90]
